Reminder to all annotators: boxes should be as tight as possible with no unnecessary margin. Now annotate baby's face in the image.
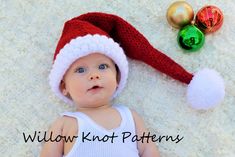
[60,53,118,108]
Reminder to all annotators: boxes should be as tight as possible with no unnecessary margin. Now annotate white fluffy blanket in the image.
[0,0,234,156]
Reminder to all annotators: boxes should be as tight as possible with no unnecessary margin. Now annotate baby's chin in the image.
[74,97,112,109]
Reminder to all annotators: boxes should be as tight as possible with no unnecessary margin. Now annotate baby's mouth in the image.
[87,85,103,92]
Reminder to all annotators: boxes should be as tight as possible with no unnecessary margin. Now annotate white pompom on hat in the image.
[187,69,225,109]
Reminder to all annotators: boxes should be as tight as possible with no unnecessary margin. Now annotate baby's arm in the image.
[40,117,64,157]
[131,110,160,157]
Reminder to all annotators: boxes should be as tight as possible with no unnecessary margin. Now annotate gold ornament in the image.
[166,1,194,29]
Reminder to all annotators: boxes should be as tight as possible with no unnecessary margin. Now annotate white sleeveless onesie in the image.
[60,104,140,157]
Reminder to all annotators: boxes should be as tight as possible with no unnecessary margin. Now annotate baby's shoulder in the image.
[47,116,64,132]
[128,108,145,127]
[61,114,78,136]
[48,115,78,136]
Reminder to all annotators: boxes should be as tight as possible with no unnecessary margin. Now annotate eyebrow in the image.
[70,62,87,72]
[72,58,114,69]
[96,58,113,64]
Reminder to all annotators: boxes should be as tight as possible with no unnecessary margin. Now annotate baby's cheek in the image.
[75,82,87,93]
[107,75,118,89]
[70,79,86,93]
[71,88,87,104]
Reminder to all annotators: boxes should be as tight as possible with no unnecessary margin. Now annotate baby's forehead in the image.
[71,53,115,66]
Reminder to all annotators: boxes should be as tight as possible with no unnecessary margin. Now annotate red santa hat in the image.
[49,12,225,110]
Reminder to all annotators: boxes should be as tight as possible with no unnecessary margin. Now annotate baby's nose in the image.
[89,73,100,80]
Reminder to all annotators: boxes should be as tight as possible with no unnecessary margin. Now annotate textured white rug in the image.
[0,0,235,157]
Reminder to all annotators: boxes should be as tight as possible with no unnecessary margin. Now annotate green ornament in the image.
[177,25,205,52]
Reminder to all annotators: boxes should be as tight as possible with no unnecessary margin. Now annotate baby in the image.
[40,12,161,157]
[40,52,160,157]
[40,11,224,157]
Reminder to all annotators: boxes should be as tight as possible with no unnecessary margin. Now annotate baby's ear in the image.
[115,64,121,85]
[59,80,68,96]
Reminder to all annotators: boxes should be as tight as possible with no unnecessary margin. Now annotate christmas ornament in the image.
[195,5,223,33]
[177,25,205,52]
[166,1,224,52]
[166,1,194,29]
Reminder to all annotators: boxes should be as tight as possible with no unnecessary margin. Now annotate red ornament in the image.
[195,5,223,34]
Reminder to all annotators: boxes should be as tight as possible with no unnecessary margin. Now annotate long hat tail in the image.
[74,12,193,84]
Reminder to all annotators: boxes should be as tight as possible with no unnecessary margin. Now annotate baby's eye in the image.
[75,67,86,73]
[99,63,109,70]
